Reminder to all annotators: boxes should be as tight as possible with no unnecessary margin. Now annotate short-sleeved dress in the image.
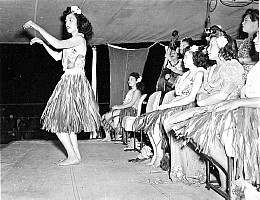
[41,47,101,134]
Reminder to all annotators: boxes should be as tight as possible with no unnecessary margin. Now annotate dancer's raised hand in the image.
[23,20,40,31]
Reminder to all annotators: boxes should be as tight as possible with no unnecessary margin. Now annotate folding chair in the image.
[204,154,233,200]
[122,91,161,152]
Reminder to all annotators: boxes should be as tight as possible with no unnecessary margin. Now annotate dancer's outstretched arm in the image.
[30,37,62,61]
[23,20,84,49]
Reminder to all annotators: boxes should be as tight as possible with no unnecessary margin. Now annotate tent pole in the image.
[91,46,97,100]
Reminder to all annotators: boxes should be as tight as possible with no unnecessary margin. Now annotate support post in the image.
[91,46,97,100]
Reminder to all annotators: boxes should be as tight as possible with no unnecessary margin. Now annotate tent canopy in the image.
[0,0,258,45]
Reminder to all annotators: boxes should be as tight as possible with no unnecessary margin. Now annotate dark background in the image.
[0,42,166,142]
[0,42,166,113]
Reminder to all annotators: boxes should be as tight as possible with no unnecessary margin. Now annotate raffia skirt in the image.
[133,102,195,138]
[41,72,101,134]
[101,107,137,135]
[165,106,260,184]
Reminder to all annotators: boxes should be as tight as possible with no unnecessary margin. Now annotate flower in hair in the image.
[71,6,81,14]
[216,36,228,48]
[190,45,199,52]
[136,76,142,83]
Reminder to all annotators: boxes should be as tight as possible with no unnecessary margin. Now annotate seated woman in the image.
[156,37,193,93]
[101,72,144,142]
[134,45,209,170]
[238,8,258,79]
[163,25,244,191]
[179,37,193,57]
[198,31,259,198]
[156,44,184,93]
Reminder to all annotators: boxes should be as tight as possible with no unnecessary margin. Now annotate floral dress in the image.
[238,36,256,80]
[41,47,101,134]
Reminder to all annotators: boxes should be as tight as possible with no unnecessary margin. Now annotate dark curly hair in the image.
[63,6,94,41]
[192,46,210,69]
[243,8,259,22]
[179,37,193,59]
[208,25,238,61]
[181,38,193,53]
[181,37,193,47]
[129,72,145,93]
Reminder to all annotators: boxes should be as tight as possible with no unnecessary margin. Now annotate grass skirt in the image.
[166,106,260,184]
[102,107,137,137]
[133,103,194,153]
[41,72,101,134]
[133,103,195,139]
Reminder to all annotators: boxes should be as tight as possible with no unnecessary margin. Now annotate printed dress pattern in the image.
[238,36,256,79]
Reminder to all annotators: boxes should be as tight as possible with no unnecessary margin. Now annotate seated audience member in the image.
[101,72,144,142]
[178,37,193,57]
[156,37,193,94]
[134,45,209,173]
[156,46,184,93]
[238,8,259,79]
[210,31,259,199]
[163,25,245,191]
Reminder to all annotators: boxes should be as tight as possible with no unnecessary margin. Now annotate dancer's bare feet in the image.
[57,158,80,166]
[74,152,81,162]
[54,158,66,165]
[55,156,81,165]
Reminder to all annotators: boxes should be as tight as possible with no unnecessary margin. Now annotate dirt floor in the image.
[1,140,224,200]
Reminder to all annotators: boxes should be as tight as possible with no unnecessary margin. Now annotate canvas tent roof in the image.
[0,0,258,45]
